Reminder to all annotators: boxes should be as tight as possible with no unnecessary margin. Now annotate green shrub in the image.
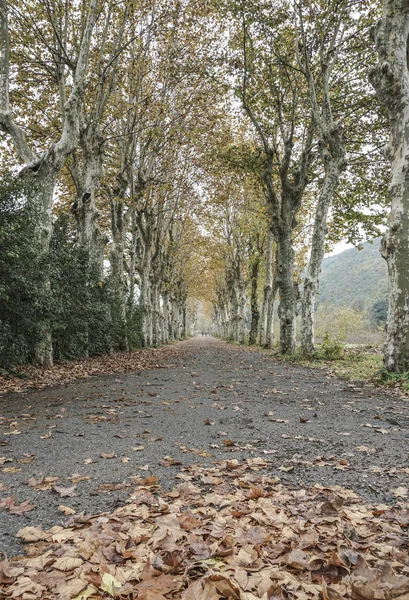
[50,214,112,360]
[0,173,48,368]
[318,332,345,360]
[127,306,142,350]
[377,368,409,387]
[0,173,147,370]
[315,304,365,342]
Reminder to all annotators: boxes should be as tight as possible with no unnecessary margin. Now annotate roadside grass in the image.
[285,346,383,381]
[224,337,409,392]
[263,344,390,384]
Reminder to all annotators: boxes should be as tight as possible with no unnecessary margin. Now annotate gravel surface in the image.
[1,336,409,556]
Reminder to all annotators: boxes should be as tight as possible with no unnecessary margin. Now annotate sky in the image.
[326,241,355,257]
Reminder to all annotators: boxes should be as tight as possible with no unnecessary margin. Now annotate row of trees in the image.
[0,0,408,373]
[0,0,216,368]
[210,0,388,353]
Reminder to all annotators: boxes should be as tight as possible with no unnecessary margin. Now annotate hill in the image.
[317,238,388,312]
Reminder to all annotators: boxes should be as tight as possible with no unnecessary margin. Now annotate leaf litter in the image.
[1,458,409,599]
[0,345,183,395]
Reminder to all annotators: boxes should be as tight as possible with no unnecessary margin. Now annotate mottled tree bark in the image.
[369,0,409,372]
[71,129,105,280]
[298,3,347,355]
[301,146,346,354]
[109,199,133,351]
[259,229,274,347]
[275,221,297,354]
[249,255,260,345]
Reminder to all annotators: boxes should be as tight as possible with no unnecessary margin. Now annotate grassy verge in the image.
[261,343,392,383]
[282,346,383,381]
[264,344,409,393]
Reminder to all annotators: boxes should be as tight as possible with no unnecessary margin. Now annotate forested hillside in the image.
[318,239,388,311]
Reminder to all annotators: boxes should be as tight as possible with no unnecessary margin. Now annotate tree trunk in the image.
[231,282,240,342]
[72,135,105,279]
[181,294,187,338]
[110,232,128,351]
[249,257,260,345]
[369,0,409,372]
[127,212,138,328]
[151,282,161,347]
[27,166,56,366]
[238,279,247,344]
[109,198,131,351]
[275,225,297,355]
[139,251,152,347]
[301,157,345,354]
[170,298,180,340]
[265,279,276,349]
[162,291,170,344]
[259,229,274,346]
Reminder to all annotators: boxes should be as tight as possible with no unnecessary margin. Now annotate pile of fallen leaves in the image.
[0,345,184,395]
[1,458,409,599]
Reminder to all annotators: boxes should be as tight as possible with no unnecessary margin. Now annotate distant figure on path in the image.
[201,331,204,336]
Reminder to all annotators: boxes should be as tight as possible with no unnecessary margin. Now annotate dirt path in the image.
[1,336,408,556]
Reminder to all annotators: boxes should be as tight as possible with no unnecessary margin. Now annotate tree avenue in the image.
[0,0,406,372]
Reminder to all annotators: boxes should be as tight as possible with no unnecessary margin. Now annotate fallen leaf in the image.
[101,573,122,596]
[53,485,77,497]
[1,466,21,473]
[100,452,117,459]
[393,487,408,498]
[9,499,36,515]
[58,505,76,515]
[53,556,83,571]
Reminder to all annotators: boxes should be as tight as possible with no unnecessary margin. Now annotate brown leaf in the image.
[2,466,21,473]
[137,573,180,597]
[160,456,182,467]
[53,485,77,497]
[322,578,345,600]
[69,473,91,484]
[27,475,60,489]
[16,526,49,542]
[53,556,83,571]
[9,499,36,515]
[58,505,76,516]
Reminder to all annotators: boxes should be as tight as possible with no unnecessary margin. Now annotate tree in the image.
[369,0,409,372]
[228,0,315,354]
[296,0,347,355]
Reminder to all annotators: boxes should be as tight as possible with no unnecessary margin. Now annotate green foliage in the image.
[215,144,265,178]
[49,215,112,360]
[377,369,409,390]
[371,297,388,326]
[127,307,142,350]
[0,173,48,368]
[315,304,365,343]
[318,333,344,361]
[0,179,116,369]
[0,171,150,370]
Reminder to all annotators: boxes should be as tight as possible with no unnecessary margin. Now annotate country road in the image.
[1,336,408,556]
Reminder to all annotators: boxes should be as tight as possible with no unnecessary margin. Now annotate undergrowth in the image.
[269,344,383,383]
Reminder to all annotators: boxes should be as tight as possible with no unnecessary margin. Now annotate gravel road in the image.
[1,336,408,556]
